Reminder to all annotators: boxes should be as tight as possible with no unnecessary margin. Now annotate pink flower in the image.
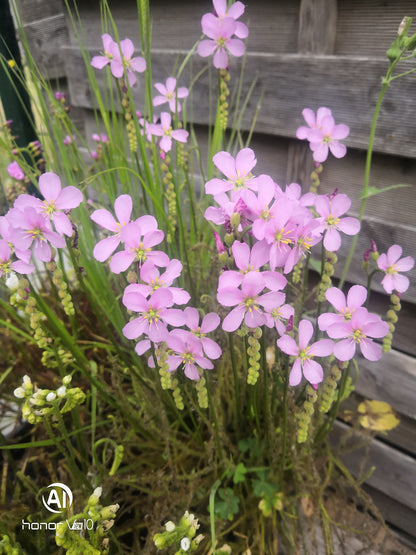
[307,114,350,163]
[277,320,333,386]
[218,240,287,291]
[153,77,189,113]
[315,193,360,251]
[205,148,258,196]
[183,307,222,359]
[7,161,25,181]
[63,135,73,146]
[217,272,283,332]
[91,194,133,262]
[212,0,249,39]
[377,245,414,294]
[296,107,332,141]
[166,330,214,380]
[263,196,297,271]
[198,16,245,69]
[15,172,82,237]
[122,288,185,343]
[263,292,294,335]
[318,285,367,331]
[92,133,109,144]
[326,307,389,362]
[109,217,169,273]
[91,34,146,86]
[283,219,322,274]
[0,239,34,277]
[147,112,188,152]
[8,207,65,262]
[126,259,191,305]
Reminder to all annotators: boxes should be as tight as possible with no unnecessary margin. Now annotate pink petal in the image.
[333,338,356,361]
[314,195,330,218]
[213,48,229,69]
[337,217,360,235]
[114,194,132,225]
[55,186,83,210]
[289,358,302,386]
[164,308,186,327]
[201,312,220,333]
[346,285,367,309]
[360,338,382,361]
[393,274,410,293]
[244,308,266,328]
[362,318,389,338]
[325,322,351,339]
[143,230,164,248]
[395,256,414,272]
[222,305,245,332]
[201,13,221,38]
[309,339,333,357]
[241,271,265,297]
[53,212,73,237]
[91,56,110,69]
[213,151,236,179]
[387,244,403,265]
[235,21,249,39]
[318,312,343,331]
[232,241,250,270]
[276,334,298,356]
[217,287,243,307]
[331,123,349,140]
[218,271,243,290]
[380,274,395,294]
[120,38,134,59]
[201,337,222,359]
[177,86,189,99]
[303,359,324,385]
[205,178,231,195]
[153,95,167,107]
[197,39,217,57]
[184,306,199,329]
[302,108,316,127]
[226,38,245,57]
[330,193,350,217]
[135,340,151,355]
[38,172,61,201]
[110,59,124,78]
[320,115,335,135]
[298,319,314,350]
[154,82,167,95]
[91,209,118,232]
[227,1,245,19]
[34,240,51,262]
[130,56,146,73]
[171,129,188,143]
[324,227,341,251]
[122,290,148,312]
[235,148,257,177]
[148,320,169,343]
[184,362,201,381]
[213,0,226,16]
[122,317,147,339]
[159,135,172,152]
[109,251,135,273]
[329,141,347,159]
[325,287,346,312]
[311,143,329,163]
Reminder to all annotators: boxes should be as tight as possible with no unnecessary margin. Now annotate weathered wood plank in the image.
[64,47,416,158]
[298,0,337,54]
[332,420,416,511]
[336,0,416,56]
[66,0,300,53]
[341,393,416,457]
[15,0,64,25]
[22,15,68,79]
[354,349,416,421]
[363,484,416,550]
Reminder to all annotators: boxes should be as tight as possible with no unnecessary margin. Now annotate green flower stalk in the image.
[219,69,230,131]
[50,263,75,316]
[296,384,318,443]
[383,293,401,352]
[196,375,208,409]
[155,343,173,390]
[319,362,343,414]
[122,92,138,153]
[247,327,262,385]
[317,252,337,302]
[161,154,177,243]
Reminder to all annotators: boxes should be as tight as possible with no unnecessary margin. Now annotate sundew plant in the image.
[0,1,415,553]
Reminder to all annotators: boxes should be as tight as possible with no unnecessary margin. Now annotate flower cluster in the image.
[91,194,222,382]
[0,172,82,275]
[14,374,85,424]
[153,511,203,553]
[198,0,248,69]
[91,33,146,86]
[296,107,350,163]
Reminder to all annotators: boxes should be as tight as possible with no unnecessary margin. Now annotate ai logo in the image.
[42,483,73,514]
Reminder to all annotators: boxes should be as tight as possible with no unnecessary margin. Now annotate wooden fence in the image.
[15,0,416,548]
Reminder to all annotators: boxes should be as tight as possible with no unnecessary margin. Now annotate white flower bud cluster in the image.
[13,374,85,424]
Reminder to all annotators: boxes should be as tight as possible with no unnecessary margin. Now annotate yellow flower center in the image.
[274,227,292,245]
[26,228,43,240]
[244,297,259,312]
[326,214,340,227]
[134,242,151,262]
[0,261,11,274]
[143,307,160,324]
[353,329,366,343]
[298,346,311,361]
